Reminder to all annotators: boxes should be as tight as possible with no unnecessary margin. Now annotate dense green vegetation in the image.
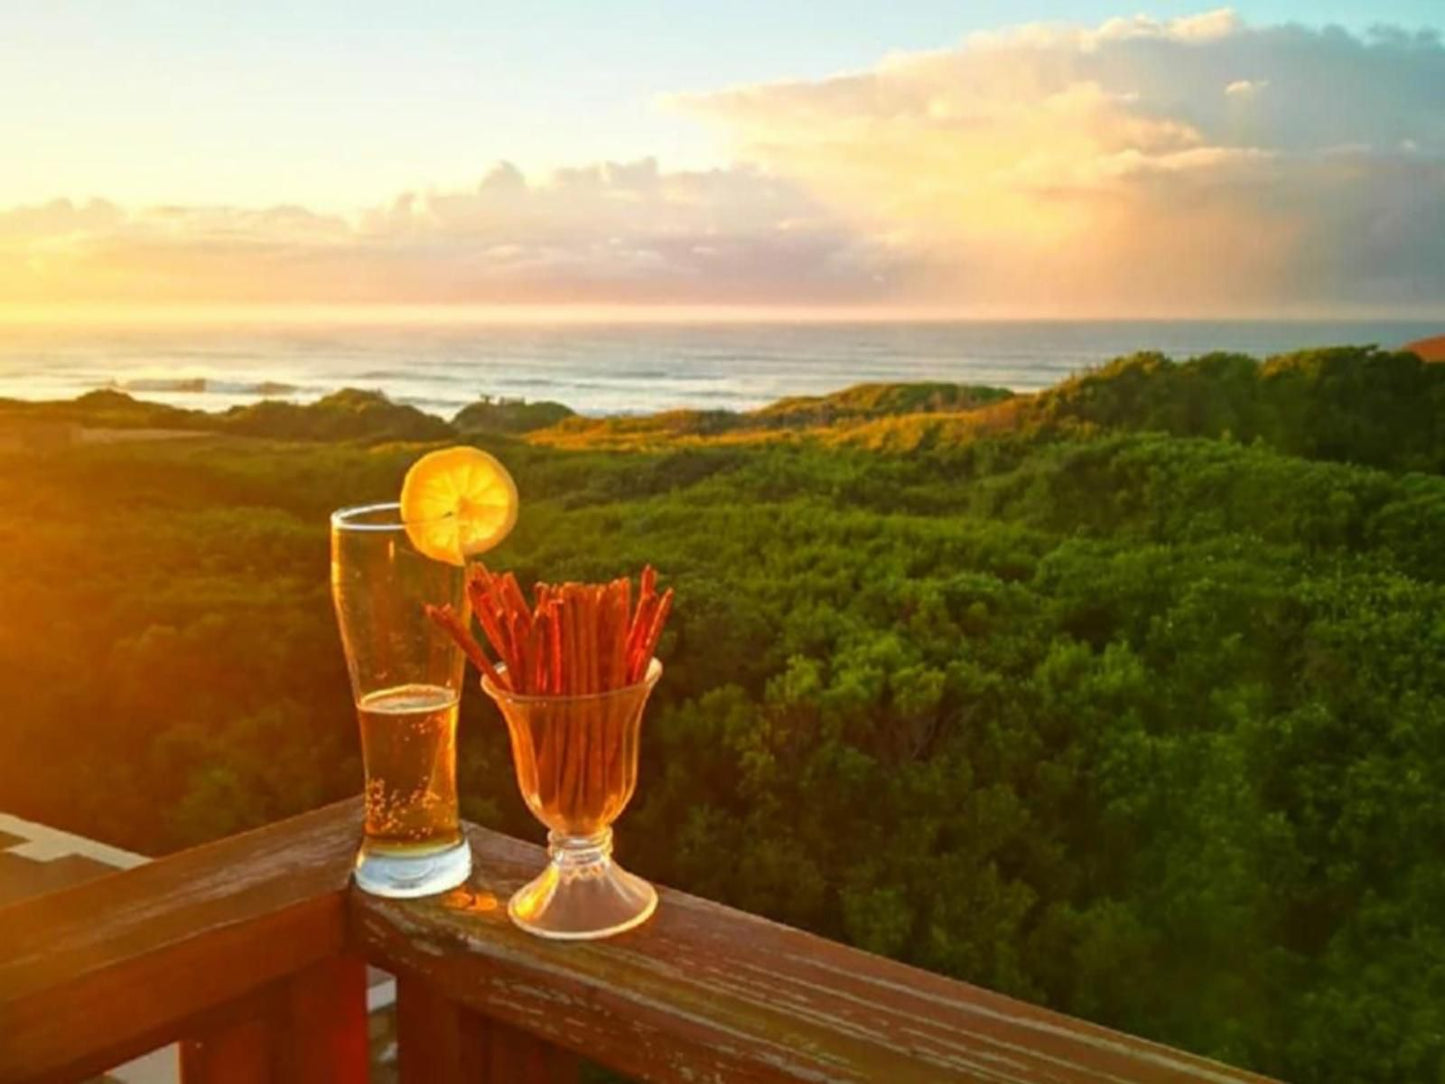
[1,344,1442,1081]
[453,395,575,434]
[1028,347,1445,472]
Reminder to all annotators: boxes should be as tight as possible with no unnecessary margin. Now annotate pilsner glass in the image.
[482,659,661,939]
[331,501,472,897]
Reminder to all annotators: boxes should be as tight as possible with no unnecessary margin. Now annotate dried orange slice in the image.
[400,446,518,565]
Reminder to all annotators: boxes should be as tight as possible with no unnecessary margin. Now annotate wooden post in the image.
[181,957,368,1084]
[397,974,579,1084]
[476,1017,582,1084]
[275,955,370,1082]
[181,1014,274,1084]
[396,975,474,1083]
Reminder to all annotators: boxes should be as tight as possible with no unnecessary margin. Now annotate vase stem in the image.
[550,828,613,873]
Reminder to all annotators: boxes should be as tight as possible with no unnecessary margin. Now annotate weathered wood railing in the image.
[0,800,1277,1083]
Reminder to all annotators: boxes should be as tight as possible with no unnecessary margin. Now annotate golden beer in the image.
[357,684,462,852]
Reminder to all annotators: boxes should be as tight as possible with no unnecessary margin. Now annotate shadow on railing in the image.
[0,800,1277,1083]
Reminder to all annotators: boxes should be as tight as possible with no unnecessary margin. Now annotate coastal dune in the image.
[1406,334,1445,361]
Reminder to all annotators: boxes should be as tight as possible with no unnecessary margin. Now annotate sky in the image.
[2,3,1443,317]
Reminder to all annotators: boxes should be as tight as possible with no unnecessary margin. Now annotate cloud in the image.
[675,9,1445,314]
[0,162,899,307]
[1224,78,1267,97]
[0,198,125,239]
[3,11,1442,314]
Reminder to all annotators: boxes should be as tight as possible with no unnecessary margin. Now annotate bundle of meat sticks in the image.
[428,564,673,696]
[428,565,673,832]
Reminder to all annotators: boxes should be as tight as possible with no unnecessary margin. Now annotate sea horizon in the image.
[2,316,1439,419]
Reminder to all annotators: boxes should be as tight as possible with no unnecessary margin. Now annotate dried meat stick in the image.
[426,604,511,691]
[644,588,674,654]
[531,611,549,695]
[551,590,564,695]
[534,599,551,695]
[589,595,609,819]
[600,584,613,683]
[505,608,524,692]
[467,571,513,660]
[527,620,545,696]
[548,600,564,695]
[424,603,487,673]
[532,582,549,642]
[560,702,584,823]
[630,568,655,636]
[568,585,582,696]
[602,690,622,803]
[477,566,523,659]
[604,584,631,801]
[501,573,532,632]
[608,694,630,817]
[464,572,496,624]
[508,610,529,688]
[566,587,583,695]
[555,589,569,695]
[617,575,632,622]
[614,577,632,689]
[585,704,604,824]
[490,611,519,682]
[471,604,512,675]
[586,587,599,694]
[606,581,624,690]
[599,582,615,692]
[616,579,632,686]
[588,589,610,815]
[536,711,557,817]
[584,586,601,696]
[471,562,509,615]
[632,587,674,682]
[528,645,558,814]
[589,595,606,820]
[533,611,554,799]
[631,566,656,625]
[562,591,589,819]
[626,611,650,682]
[626,596,654,673]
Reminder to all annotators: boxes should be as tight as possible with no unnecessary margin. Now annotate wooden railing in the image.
[0,800,1277,1083]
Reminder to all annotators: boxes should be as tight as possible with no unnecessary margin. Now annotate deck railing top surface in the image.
[0,800,1277,1084]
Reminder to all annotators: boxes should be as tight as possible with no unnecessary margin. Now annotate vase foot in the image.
[508,829,657,940]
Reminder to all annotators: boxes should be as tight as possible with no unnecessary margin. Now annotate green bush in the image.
[4,350,1443,1081]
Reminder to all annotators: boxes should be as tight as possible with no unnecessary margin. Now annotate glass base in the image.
[508,828,657,940]
[354,837,472,898]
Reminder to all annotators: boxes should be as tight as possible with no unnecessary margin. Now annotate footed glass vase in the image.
[482,659,661,939]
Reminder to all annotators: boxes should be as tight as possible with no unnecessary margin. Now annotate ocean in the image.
[0,319,1437,418]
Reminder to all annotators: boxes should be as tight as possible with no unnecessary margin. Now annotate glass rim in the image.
[481,657,662,705]
[330,500,455,532]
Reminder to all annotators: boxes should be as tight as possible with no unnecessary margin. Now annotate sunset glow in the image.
[3,4,1442,318]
